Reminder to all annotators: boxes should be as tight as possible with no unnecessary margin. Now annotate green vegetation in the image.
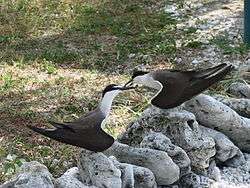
[0,72,14,92]
[211,34,250,55]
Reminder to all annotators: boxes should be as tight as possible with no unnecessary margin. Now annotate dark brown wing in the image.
[27,125,114,152]
[28,108,114,152]
[150,70,190,109]
[151,64,233,109]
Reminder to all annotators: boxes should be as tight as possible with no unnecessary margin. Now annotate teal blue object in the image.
[245,0,250,44]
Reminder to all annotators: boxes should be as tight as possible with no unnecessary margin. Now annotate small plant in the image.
[184,27,197,34]
[42,60,57,74]
[185,40,203,49]
[0,72,14,91]
[3,154,26,177]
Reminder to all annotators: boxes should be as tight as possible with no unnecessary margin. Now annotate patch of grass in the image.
[42,60,58,74]
[184,27,197,34]
[72,0,177,64]
[211,35,250,55]
[0,35,18,43]
[0,72,14,92]
[0,136,77,182]
[185,40,203,48]
[40,47,80,64]
[2,154,26,178]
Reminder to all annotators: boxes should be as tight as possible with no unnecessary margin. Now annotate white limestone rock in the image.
[140,131,191,177]
[213,94,250,118]
[119,107,215,172]
[200,125,246,167]
[0,161,54,188]
[109,156,157,188]
[78,150,122,188]
[55,167,96,188]
[227,82,250,99]
[179,172,214,188]
[104,141,179,185]
[184,94,250,152]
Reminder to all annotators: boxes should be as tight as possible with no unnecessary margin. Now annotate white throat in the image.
[99,90,120,116]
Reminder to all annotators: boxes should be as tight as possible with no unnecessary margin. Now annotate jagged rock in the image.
[104,141,179,185]
[200,125,246,167]
[244,153,250,171]
[0,161,54,188]
[179,172,214,188]
[55,167,96,188]
[140,131,191,176]
[213,94,250,118]
[227,82,250,99]
[184,94,250,152]
[109,157,134,188]
[119,107,215,172]
[133,166,156,188]
[78,150,122,188]
[109,156,157,188]
[207,160,221,181]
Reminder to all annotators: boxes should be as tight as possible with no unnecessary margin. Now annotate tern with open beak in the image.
[125,63,233,109]
[28,84,135,152]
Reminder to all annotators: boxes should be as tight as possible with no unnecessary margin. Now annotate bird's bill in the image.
[124,79,133,87]
[119,85,137,90]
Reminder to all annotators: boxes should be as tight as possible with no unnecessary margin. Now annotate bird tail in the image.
[27,125,59,139]
[192,63,229,80]
[48,121,75,132]
[191,64,233,90]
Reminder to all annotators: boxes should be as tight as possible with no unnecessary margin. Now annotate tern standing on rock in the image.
[125,63,233,109]
[28,84,134,152]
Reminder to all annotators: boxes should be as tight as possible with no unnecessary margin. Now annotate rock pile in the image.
[1,82,250,188]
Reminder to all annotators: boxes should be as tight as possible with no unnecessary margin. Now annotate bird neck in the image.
[99,91,119,116]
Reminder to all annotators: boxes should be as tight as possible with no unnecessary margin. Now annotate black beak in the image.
[124,79,133,87]
[120,85,136,90]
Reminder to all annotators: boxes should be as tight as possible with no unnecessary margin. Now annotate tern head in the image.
[125,70,149,87]
[102,84,135,98]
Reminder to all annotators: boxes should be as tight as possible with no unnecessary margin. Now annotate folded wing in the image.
[151,64,233,109]
[27,119,114,152]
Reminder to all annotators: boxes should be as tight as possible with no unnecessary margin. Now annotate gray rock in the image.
[140,131,191,177]
[200,126,246,167]
[104,141,179,185]
[220,166,250,186]
[133,166,156,188]
[213,94,250,118]
[227,82,250,99]
[207,160,221,181]
[0,161,54,188]
[78,150,122,188]
[55,167,96,188]
[184,94,250,152]
[179,172,214,188]
[109,156,157,188]
[119,107,215,172]
[109,157,134,188]
[244,153,250,172]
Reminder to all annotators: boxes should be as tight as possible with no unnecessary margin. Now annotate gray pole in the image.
[244,0,250,45]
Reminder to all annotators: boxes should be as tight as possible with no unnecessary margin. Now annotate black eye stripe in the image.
[102,84,120,97]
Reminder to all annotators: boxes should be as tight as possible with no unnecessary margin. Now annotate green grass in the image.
[42,61,58,74]
[0,72,14,92]
[185,40,203,48]
[1,0,178,70]
[211,34,250,55]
